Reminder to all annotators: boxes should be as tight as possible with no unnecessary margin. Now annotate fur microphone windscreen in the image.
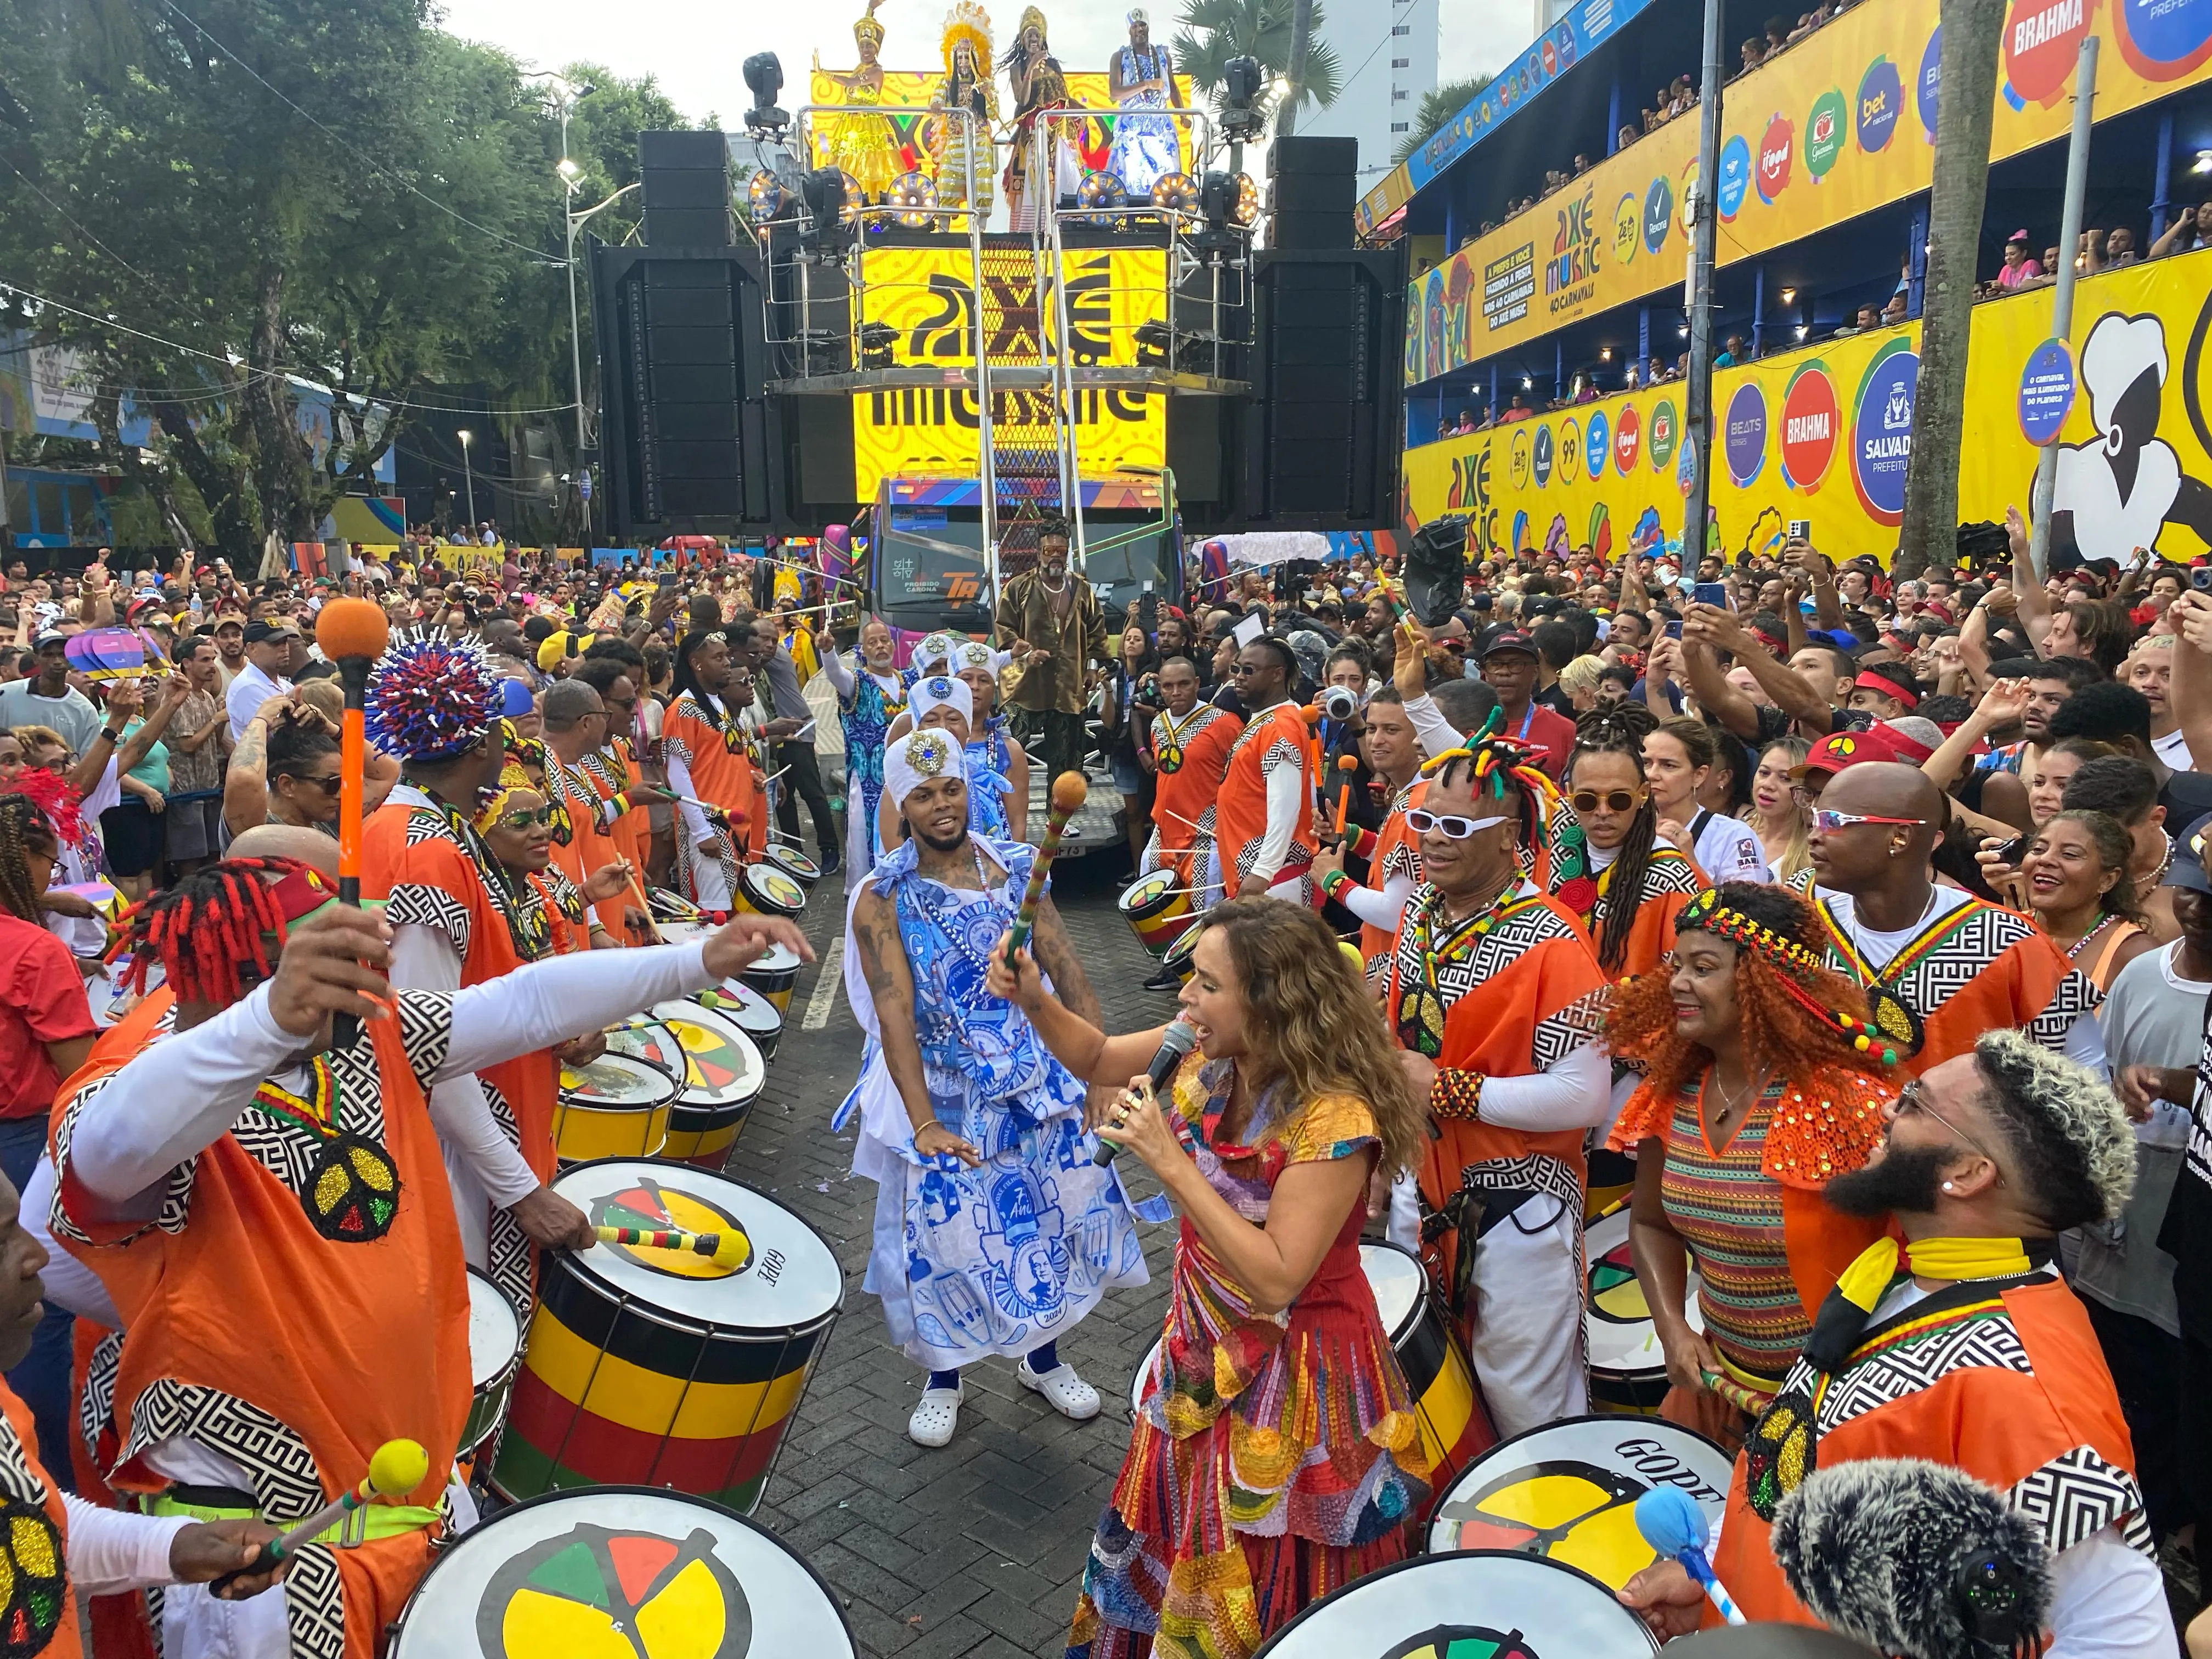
[1402,515,1470,629]
[1771,1459,2053,1659]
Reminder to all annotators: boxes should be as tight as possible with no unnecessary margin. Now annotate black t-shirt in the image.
[1535,683,1576,719]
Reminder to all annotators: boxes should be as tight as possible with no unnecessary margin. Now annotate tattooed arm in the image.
[1027,893,1099,1027]
[853,888,978,1166]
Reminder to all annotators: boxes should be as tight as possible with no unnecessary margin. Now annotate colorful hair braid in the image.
[1675,885,1904,1065]
[364,640,504,763]
[4,765,86,850]
[1418,708,1561,808]
[114,856,317,1003]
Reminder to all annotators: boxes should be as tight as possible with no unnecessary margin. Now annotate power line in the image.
[156,0,560,262]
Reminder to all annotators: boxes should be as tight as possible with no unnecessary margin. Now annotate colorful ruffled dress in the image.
[1065,1057,1432,1659]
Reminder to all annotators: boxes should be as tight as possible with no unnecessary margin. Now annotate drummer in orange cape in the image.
[46,856,809,1658]
[1212,637,1321,904]
[1381,730,1613,1437]
[840,730,1152,1449]
[358,641,601,1316]
[1137,656,1240,989]
[1620,1033,2170,1651]
[985,899,1436,1659]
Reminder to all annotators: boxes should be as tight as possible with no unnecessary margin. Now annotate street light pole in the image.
[458,428,477,528]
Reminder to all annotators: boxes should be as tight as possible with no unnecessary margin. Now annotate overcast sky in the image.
[434,0,1530,145]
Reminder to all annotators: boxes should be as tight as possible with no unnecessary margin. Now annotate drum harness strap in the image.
[1419,1153,1580,1325]
[145,1483,445,1549]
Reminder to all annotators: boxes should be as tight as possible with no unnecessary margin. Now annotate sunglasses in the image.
[1406,808,1508,839]
[1810,809,1929,832]
[494,806,557,830]
[1895,1080,2004,1180]
[284,772,345,797]
[1571,788,1642,815]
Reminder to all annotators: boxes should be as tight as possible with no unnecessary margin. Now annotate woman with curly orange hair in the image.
[1605,881,1898,1437]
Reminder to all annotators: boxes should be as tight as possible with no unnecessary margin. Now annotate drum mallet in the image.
[209,1437,428,1593]
[594,1224,749,1269]
[313,599,392,1049]
[1329,753,1360,839]
[1000,771,1088,968]
[1634,1487,1747,1625]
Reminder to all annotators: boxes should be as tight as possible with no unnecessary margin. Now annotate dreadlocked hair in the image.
[671,629,723,709]
[1567,703,1660,973]
[1606,881,1893,1121]
[116,856,309,1003]
[0,795,57,924]
[1423,713,1559,850]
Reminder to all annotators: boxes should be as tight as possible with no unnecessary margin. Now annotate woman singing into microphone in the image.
[989,899,1432,1659]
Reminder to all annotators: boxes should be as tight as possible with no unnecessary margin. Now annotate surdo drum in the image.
[765,844,823,887]
[1424,1414,1733,1592]
[732,862,808,923]
[491,1160,842,1515]
[1251,1550,1658,1657]
[1584,1209,1707,1414]
[461,1267,522,1470]
[1116,868,1195,958]
[552,1052,678,1166]
[618,1001,766,1169]
[694,980,783,1063]
[737,941,802,1013]
[388,1486,856,1658]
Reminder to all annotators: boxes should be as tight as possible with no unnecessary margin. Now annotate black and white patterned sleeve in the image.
[384,883,473,960]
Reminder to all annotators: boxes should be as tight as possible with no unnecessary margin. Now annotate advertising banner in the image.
[850,245,1167,497]
[1404,0,2212,385]
[1402,248,2212,570]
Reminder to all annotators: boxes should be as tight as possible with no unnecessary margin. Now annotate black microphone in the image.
[1093,1019,1198,1166]
[1771,1458,2054,1659]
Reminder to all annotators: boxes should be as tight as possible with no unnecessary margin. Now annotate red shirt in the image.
[0,913,97,1118]
[1498,699,1578,778]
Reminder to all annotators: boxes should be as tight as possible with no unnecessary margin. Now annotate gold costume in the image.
[932,2,999,221]
[825,2,902,200]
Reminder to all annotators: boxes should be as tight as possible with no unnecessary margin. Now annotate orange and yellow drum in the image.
[1116,868,1195,958]
[491,1160,842,1516]
[551,1053,676,1166]
[1584,1208,1706,1415]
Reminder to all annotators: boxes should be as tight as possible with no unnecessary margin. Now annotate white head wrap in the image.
[886,727,967,807]
[912,630,957,673]
[909,673,974,731]
[948,638,1013,676]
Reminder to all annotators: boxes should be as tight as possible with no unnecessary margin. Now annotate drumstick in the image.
[593,1223,748,1269]
[1330,753,1360,837]
[210,1438,428,1592]
[313,599,390,1049]
[1002,771,1087,966]
[618,861,664,945]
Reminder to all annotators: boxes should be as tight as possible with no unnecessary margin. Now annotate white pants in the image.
[1465,1192,1587,1438]
[689,857,732,912]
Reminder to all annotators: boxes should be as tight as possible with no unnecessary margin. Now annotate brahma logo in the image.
[1756,116,1793,204]
[1780,363,1841,492]
[2005,0,2092,104]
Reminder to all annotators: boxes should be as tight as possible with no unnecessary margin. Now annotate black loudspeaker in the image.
[590,242,777,536]
[1269,209,1353,251]
[640,130,734,248]
[1267,171,1357,213]
[1236,247,1407,530]
[1268,135,1356,178]
[1266,133,1356,250]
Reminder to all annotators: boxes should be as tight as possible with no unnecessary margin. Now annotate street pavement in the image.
[721,854,1176,1659]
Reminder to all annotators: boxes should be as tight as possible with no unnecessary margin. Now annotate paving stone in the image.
[700,856,1169,1654]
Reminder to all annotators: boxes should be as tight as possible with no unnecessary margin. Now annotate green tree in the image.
[1395,74,1493,165]
[1171,0,1341,124]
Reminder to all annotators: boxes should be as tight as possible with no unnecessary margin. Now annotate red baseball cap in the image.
[1790,727,1898,778]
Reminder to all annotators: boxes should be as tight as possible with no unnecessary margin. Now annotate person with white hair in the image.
[838,730,1152,1449]
[1623,1030,2175,1655]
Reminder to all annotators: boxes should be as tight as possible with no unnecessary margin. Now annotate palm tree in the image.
[1172,0,1341,126]
[1895,0,2005,578]
[1395,74,1493,165]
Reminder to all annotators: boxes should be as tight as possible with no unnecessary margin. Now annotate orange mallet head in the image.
[1331,753,1359,836]
[1047,770,1090,820]
[313,597,391,664]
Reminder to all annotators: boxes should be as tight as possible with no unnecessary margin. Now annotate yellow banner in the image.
[850,245,1167,498]
[1407,0,2212,383]
[1403,247,2212,569]
[806,69,1196,180]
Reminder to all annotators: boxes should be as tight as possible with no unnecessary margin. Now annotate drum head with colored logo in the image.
[1583,1209,1704,1381]
[744,942,801,978]
[606,1020,689,1083]
[1162,927,1201,975]
[765,845,821,883]
[1251,1551,1656,1656]
[391,1485,855,1659]
[1118,868,1179,916]
[652,920,713,947]
[1424,1415,1733,1590]
[741,865,808,917]
[1361,1241,1426,1349]
[550,1160,842,1331]
[466,1267,522,1390]
[637,1002,765,1109]
[558,1052,682,1111]
[695,983,782,1042]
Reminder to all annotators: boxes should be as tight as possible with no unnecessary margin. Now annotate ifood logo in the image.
[1756,116,1793,204]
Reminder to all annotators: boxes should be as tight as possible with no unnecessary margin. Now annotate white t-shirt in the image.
[1688,808,1771,884]
[2151,726,2193,769]
[48,758,122,958]
[224,662,292,740]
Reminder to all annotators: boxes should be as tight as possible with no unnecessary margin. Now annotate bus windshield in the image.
[876,507,992,629]
[1080,526,1178,627]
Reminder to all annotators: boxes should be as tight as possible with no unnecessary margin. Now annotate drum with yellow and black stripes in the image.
[490,1160,843,1516]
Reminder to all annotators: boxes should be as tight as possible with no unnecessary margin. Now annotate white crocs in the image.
[907,1380,963,1448]
[1017,1358,1102,1420]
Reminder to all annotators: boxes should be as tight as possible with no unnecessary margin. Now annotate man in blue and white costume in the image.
[876,675,1017,847]
[839,729,1154,1447]
[1105,9,1181,196]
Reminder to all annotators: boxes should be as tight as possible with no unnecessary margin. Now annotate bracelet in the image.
[1429,1068,1485,1120]
[1319,868,1355,904]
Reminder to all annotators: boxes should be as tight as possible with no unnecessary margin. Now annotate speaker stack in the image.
[639,131,736,249]
[1267,135,1356,252]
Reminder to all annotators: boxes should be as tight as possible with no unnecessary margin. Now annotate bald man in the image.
[1806,763,2101,1075]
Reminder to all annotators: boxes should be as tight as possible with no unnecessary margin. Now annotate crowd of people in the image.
[0,506,2210,1654]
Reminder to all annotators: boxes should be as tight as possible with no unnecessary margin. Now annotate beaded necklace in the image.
[1397,876,1541,1058]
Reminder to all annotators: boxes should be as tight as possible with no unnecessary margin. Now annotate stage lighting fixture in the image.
[1076,170,1129,228]
[888,170,938,230]
[1220,55,1265,142]
[743,53,789,134]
